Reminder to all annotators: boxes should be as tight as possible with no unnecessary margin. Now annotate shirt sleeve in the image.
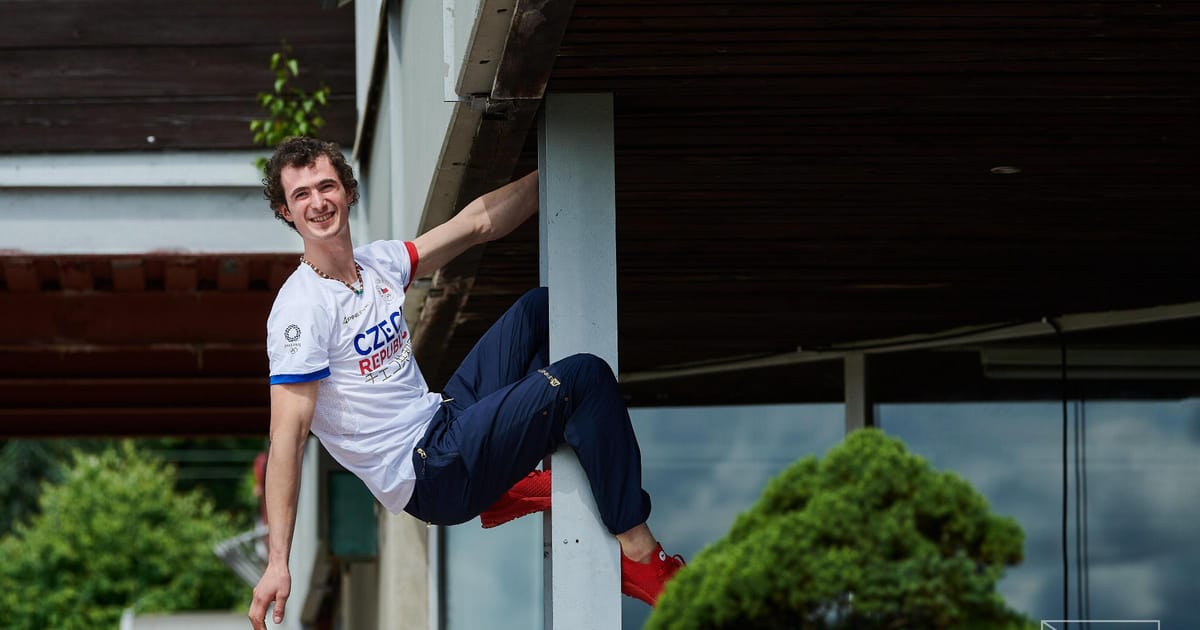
[360,240,420,291]
[266,288,333,385]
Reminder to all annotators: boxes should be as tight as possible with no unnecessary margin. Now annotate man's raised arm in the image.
[411,170,539,278]
[249,381,318,630]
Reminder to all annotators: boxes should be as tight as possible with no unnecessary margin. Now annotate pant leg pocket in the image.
[413,446,462,481]
[412,446,472,525]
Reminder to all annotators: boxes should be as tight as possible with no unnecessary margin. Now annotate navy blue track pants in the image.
[403,287,652,534]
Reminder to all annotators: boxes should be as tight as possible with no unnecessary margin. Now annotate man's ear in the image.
[279,205,293,222]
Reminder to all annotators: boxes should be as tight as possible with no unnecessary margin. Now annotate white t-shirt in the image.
[266,240,442,513]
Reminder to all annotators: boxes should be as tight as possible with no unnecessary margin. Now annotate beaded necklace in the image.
[299,256,364,296]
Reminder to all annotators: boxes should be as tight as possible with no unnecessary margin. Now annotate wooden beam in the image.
[2,259,38,292]
[412,99,541,380]
[0,377,266,408]
[112,258,146,292]
[0,343,266,378]
[411,0,576,381]
[492,0,578,99]
[217,258,250,291]
[165,259,200,291]
[58,260,93,291]
[0,292,273,344]
[269,260,296,291]
[0,407,269,437]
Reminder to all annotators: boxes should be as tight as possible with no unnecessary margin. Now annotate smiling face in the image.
[278,155,352,244]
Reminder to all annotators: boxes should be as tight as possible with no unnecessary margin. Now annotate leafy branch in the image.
[249,43,331,171]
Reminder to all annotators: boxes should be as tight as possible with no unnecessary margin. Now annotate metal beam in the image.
[539,92,620,630]
[621,300,1200,383]
[843,353,874,432]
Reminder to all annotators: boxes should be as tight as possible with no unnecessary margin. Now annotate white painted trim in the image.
[455,0,517,98]
[443,0,459,102]
[0,152,266,188]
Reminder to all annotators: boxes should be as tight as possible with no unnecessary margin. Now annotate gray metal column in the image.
[538,92,622,630]
[844,353,875,432]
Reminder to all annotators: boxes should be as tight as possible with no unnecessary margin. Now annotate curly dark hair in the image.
[262,136,359,231]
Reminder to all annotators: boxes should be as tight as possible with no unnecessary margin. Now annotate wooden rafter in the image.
[411,0,577,380]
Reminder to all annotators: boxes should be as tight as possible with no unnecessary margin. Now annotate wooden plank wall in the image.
[0,253,293,436]
[0,0,356,152]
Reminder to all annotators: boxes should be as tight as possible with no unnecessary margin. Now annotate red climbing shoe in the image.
[621,544,686,606]
[480,469,551,528]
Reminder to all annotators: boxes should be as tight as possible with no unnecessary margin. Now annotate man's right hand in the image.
[249,563,291,629]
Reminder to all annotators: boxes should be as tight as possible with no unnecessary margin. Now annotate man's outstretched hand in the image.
[249,563,291,629]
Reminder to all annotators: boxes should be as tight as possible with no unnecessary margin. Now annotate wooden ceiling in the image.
[425,0,1200,400]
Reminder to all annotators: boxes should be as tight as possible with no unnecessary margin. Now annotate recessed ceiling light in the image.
[990,166,1022,175]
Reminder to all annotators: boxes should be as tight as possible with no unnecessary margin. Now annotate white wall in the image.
[352,1,486,628]
[354,0,476,245]
[287,438,322,630]
[340,561,380,630]
[376,513,430,630]
[391,0,460,241]
[0,152,302,254]
[365,78,395,241]
[355,0,384,114]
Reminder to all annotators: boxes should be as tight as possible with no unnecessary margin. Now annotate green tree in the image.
[0,438,261,536]
[0,439,102,535]
[0,442,247,630]
[648,429,1033,630]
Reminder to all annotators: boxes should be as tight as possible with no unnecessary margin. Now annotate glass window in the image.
[622,404,844,627]
[878,398,1200,628]
[440,403,844,630]
[441,510,543,629]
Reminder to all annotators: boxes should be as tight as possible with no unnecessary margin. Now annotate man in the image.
[248,137,682,629]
